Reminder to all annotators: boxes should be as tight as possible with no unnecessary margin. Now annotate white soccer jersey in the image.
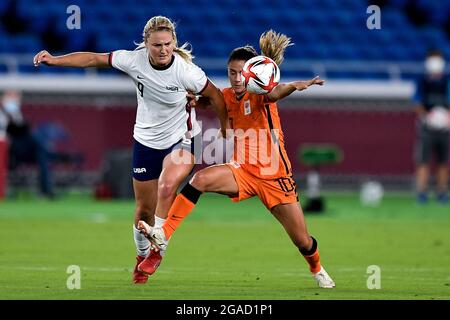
[109,49,208,149]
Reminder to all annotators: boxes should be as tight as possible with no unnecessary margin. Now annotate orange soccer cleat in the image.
[133,255,149,284]
[138,249,163,276]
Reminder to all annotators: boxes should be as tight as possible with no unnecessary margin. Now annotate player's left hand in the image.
[293,76,325,91]
[308,76,325,87]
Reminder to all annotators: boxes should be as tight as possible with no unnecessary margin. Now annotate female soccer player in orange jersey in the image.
[139,30,335,288]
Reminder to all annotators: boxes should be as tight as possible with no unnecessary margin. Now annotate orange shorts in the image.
[226,162,299,210]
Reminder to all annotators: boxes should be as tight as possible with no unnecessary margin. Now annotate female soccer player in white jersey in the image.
[33,16,229,284]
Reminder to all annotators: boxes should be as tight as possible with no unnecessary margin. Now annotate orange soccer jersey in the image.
[222,87,292,180]
[222,88,298,210]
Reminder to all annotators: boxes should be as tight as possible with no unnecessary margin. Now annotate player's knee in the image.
[190,170,209,192]
[135,204,153,219]
[158,180,178,199]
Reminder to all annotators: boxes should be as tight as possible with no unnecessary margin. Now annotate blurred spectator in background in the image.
[413,49,450,204]
[0,97,8,199]
[2,90,55,198]
[1,91,81,199]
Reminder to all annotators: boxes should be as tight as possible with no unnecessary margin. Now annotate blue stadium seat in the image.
[0,0,11,14]
[9,35,42,54]
[1,0,450,79]
[418,27,449,49]
[390,0,408,7]
[0,33,9,54]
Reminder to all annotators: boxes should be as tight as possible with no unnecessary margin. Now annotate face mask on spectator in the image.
[2,98,23,124]
[425,56,445,75]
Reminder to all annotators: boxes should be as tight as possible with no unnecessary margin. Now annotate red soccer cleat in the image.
[133,255,149,284]
[138,249,163,275]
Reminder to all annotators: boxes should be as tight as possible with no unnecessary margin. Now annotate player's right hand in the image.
[186,92,211,110]
[186,92,198,108]
[33,50,54,67]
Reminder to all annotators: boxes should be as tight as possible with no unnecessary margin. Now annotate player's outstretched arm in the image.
[267,76,325,102]
[33,50,110,68]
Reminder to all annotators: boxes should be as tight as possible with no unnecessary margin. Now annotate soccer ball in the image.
[241,55,280,94]
[360,181,384,207]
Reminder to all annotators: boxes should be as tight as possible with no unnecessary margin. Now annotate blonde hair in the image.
[259,30,293,65]
[136,16,193,62]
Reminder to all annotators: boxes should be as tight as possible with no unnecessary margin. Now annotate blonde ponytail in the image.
[174,44,193,62]
[136,15,193,62]
[259,30,293,65]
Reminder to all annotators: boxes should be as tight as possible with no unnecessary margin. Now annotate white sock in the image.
[154,216,167,256]
[154,215,166,228]
[133,224,150,257]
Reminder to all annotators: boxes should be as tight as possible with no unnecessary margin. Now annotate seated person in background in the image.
[2,90,82,198]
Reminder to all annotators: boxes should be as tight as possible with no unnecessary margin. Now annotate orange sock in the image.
[300,236,322,274]
[162,194,196,239]
[303,249,322,274]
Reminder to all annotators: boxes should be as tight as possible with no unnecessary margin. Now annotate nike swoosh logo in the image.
[137,75,145,79]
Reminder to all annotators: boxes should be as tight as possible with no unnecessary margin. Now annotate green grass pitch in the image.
[0,192,449,300]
